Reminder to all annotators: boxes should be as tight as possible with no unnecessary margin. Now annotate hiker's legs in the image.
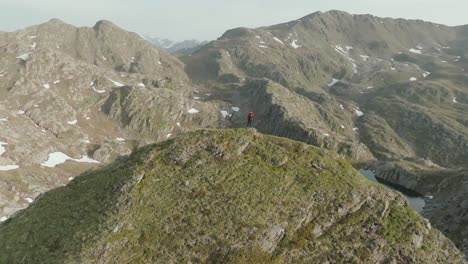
[247,119,251,128]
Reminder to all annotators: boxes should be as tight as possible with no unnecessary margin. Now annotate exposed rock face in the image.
[0,19,222,222]
[0,130,464,263]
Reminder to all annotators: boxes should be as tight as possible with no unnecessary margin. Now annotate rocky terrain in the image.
[183,11,468,255]
[0,10,467,259]
[0,19,226,223]
[0,129,465,263]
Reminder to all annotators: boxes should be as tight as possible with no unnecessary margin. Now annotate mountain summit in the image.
[0,129,464,263]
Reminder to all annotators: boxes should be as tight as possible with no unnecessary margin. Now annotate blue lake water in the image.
[360,169,425,213]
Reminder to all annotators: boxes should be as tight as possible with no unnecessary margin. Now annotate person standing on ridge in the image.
[247,112,255,128]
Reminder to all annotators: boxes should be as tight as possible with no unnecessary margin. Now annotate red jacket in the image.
[247,112,255,120]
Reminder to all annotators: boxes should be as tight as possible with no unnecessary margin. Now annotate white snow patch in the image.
[423,72,431,78]
[232,107,240,112]
[409,48,422,54]
[109,79,124,87]
[17,53,31,61]
[391,67,397,71]
[327,78,340,87]
[82,139,91,144]
[416,45,423,50]
[43,84,50,89]
[333,45,357,73]
[193,97,200,100]
[0,141,7,156]
[92,86,105,94]
[259,41,266,44]
[26,198,34,203]
[323,133,330,137]
[454,56,461,62]
[17,110,25,115]
[41,152,100,168]
[273,37,284,45]
[355,109,364,117]
[255,36,261,39]
[188,108,200,114]
[166,134,172,138]
[74,156,100,164]
[367,86,374,89]
[339,104,345,110]
[53,80,60,84]
[220,110,230,118]
[116,138,126,142]
[176,122,181,127]
[67,119,77,125]
[340,125,345,129]
[353,127,359,132]
[137,83,145,88]
[28,36,38,39]
[158,61,162,65]
[259,45,268,49]
[0,165,19,171]
[30,42,37,49]
[0,216,7,222]
[360,55,370,61]
[0,118,7,122]
[290,39,301,49]
[102,56,107,61]
[90,81,94,86]
[453,97,458,103]
[68,177,74,181]
[410,77,418,82]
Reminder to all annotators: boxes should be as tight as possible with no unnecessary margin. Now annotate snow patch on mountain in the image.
[188,108,200,114]
[273,37,284,45]
[355,109,364,117]
[0,141,8,156]
[290,39,301,49]
[327,78,340,87]
[220,110,230,118]
[92,86,105,93]
[108,79,124,87]
[0,165,19,171]
[17,53,31,61]
[41,152,100,167]
[333,45,358,73]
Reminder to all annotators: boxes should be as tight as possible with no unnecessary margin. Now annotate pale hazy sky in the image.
[1,0,466,41]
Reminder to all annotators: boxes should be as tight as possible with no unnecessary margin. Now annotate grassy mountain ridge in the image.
[0,129,464,263]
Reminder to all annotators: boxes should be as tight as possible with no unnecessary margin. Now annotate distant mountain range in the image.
[145,35,208,55]
[0,10,467,261]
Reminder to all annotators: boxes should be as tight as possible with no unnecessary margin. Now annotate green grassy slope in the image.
[0,130,464,263]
